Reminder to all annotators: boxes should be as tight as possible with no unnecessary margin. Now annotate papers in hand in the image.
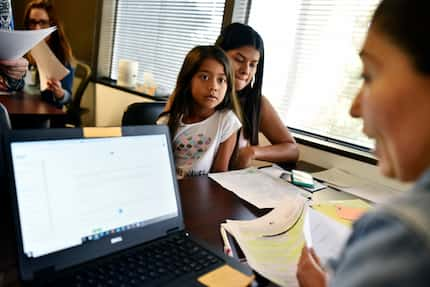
[312,168,401,203]
[30,41,70,91]
[303,207,351,265]
[222,196,306,287]
[0,27,56,60]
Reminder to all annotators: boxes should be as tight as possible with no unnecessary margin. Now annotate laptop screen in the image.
[10,134,179,258]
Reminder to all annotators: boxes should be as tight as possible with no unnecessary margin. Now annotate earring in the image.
[251,76,255,88]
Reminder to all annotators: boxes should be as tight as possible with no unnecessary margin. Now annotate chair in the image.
[66,60,92,127]
[0,103,11,225]
[122,101,166,125]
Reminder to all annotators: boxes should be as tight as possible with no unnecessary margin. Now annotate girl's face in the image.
[190,58,228,115]
[226,45,260,92]
[350,27,430,181]
[28,8,50,30]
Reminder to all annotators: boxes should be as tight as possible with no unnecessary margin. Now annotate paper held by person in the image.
[30,40,70,91]
[0,26,56,60]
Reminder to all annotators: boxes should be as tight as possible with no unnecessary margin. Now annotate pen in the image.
[220,225,233,257]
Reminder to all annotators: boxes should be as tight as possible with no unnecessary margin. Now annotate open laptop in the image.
[4,126,252,286]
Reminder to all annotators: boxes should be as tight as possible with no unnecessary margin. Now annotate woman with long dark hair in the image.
[215,23,299,168]
[24,0,74,108]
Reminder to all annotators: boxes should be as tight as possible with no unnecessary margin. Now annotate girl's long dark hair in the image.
[216,23,265,145]
[24,0,73,65]
[167,45,241,138]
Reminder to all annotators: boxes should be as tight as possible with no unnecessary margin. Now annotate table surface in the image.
[0,91,65,116]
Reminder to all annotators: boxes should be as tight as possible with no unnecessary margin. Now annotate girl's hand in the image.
[297,247,327,287]
[0,58,28,80]
[234,146,256,169]
[47,79,65,100]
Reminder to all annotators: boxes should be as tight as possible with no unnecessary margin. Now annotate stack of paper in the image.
[209,167,308,208]
[312,168,400,203]
[222,196,306,287]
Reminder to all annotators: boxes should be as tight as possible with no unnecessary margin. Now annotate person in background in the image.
[23,0,73,108]
[0,0,27,92]
[158,45,242,177]
[215,23,299,168]
[297,0,430,286]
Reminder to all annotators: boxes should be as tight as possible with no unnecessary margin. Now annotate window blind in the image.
[248,0,380,149]
[104,0,225,94]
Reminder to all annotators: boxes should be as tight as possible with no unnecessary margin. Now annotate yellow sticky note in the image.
[197,265,254,287]
[83,127,122,138]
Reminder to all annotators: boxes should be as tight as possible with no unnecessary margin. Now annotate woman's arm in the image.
[235,96,299,168]
[211,132,237,172]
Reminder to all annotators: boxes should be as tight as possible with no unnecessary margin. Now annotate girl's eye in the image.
[250,62,257,69]
[360,73,371,83]
[217,77,227,84]
[200,74,209,80]
[234,57,244,63]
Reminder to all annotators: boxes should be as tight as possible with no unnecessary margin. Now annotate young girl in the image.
[158,45,242,177]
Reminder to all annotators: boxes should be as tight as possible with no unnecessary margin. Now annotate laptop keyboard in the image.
[54,233,223,286]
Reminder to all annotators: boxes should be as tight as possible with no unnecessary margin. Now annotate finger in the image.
[309,248,322,267]
[0,58,28,67]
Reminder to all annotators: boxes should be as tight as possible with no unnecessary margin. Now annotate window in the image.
[98,0,226,94]
[246,0,379,149]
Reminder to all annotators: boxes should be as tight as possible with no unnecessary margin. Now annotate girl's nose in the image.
[239,62,250,74]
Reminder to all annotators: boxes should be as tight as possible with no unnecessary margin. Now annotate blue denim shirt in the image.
[329,168,430,287]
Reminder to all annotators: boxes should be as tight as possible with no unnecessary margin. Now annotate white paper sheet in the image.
[303,207,351,265]
[0,27,56,60]
[209,167,308,208]
[312,168,400,203]
[30,41,70,91]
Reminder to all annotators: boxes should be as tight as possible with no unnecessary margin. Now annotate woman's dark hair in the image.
[372,0,430,74]
[24,0,73,65]
[167,45,241,138]
[215,23,264,145]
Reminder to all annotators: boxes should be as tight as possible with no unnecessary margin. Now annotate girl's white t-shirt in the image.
[158,109,241,176]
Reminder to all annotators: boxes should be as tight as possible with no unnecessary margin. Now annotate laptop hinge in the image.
[34,266,56,281]
[166,227,180,234]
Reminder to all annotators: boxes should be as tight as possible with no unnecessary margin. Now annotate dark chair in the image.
[122,101,166,125]
[0,103,11,228]
[66,60,92,127]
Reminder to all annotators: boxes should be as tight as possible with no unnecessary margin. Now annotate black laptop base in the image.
[29,231,244,287]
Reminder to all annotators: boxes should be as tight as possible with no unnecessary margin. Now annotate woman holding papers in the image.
[297,1,430,286]
[0,0,27,92]
[24,0,73,108]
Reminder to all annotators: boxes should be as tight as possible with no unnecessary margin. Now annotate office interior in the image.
[10,0,410,192]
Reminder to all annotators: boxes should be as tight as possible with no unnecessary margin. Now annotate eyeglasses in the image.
[28,19,51,28]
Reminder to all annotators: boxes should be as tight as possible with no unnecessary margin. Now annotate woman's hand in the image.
[234,146,256,169]
[47,79,65,100]
[297,247,327,287]
[0,58,28,80]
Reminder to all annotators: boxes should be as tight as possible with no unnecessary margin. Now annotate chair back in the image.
[122,101,166,125]
[67,60,92,126]
[0,103,11,222]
